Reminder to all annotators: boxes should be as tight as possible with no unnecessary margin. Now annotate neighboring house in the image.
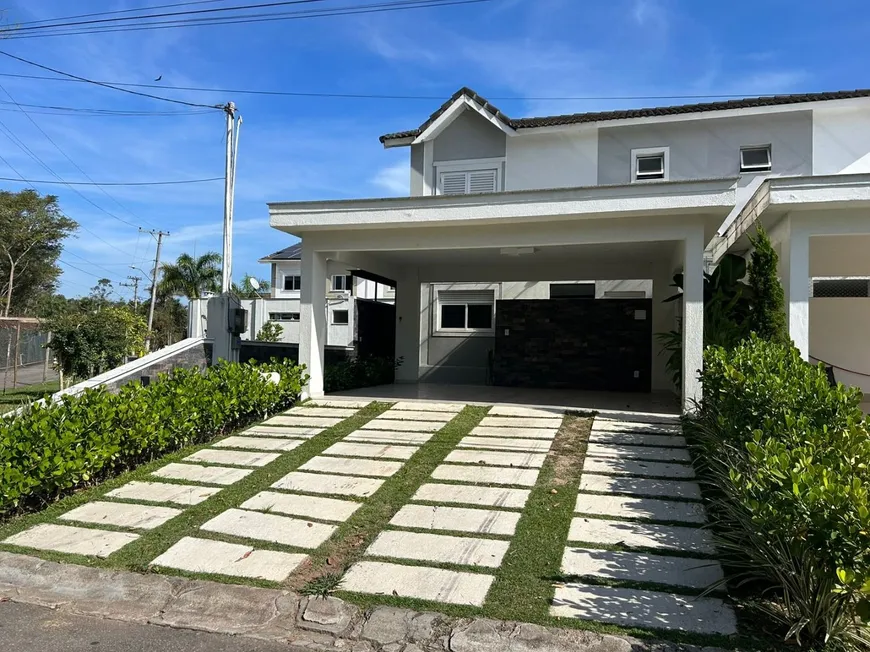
[268,86,870,410]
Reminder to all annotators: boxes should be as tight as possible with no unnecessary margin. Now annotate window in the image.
[283,275,301,291]
[332,310,349,325]
[438,169,499,195]
[550,283,595,299]
[740,145,772,172]
[812,278,870,298]
[269,312,300,321]
[436,289,495,333]
[631,147,669,182]
[332,275,353,292]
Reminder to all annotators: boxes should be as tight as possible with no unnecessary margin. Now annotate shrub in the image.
[0,359,305,517]
[690,336,870,649]
[255,321,283,342]
[747,226,788,344]
[324,356,400,393]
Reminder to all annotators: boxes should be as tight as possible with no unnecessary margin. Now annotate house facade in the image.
[268,87,870,410]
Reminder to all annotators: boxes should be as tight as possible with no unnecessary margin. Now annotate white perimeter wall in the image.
[812,106,870,175]
[811,299,870,393]
[504,129,598,191]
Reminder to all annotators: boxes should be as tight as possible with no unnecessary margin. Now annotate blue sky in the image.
[1,0,868,300]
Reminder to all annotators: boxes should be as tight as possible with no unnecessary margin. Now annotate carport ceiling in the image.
[364,240,678,266]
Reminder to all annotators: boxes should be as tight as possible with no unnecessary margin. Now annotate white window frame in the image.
[740,144,772,173]
[433,288,496,337]
[331,309,349,325]
[433,157,504,195]
[631,146,670,183]
[282,274,301,291]
[331,274,353,292]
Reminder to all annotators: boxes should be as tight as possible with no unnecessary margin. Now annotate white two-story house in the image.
[268,87,870,410]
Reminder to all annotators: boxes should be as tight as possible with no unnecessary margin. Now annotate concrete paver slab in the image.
[213,436,305,452]
[345,430,434,445]
[431,464,539,487]
[445,449,546,468]
[2,523,138,558]
[574,493,706,524]
[390,401,465,412]
[458,436,552,453]
[592,419,682,435]
[300,456,403,478]
[580,474,702,500]
[285,407,358,418]
[390,504,521,536]
[550,582,737,635]
[586,443,691,462]
[321,441,419,460]
[243,426,322,438]
[183,449,280,468]
[306,399,372,408]
[342,561,493,606]
[59,501,182,530]
[105,481,221,506]
[583,457,695,479]
[488,405,564,418]
[479,416,563,429]
[201,508,336,549]
[568,517,716,555]
[360,419,443,433]
[588,431,686,448]
[152,463,253,486]
[150,536,307,581]
[561,547,724,589]
[366,530,509,568]
[240,491,361,522]
[377,410,455,422]
[413,483,530,509]
[264,415,344,428]
[470,425,557,440]
[272,471,384,497]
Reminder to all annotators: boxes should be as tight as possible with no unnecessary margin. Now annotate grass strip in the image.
[290,405,489,591]
[0,379,60,411]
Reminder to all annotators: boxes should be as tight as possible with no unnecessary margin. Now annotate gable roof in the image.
[258,241,302,263]
[380,87,870,144]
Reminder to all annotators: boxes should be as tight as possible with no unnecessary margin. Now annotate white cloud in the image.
[371,161,409,195]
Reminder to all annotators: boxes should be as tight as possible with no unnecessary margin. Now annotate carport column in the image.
[300,247,328,397]
[394,267,422,382]
[681,229,705,412]
[781,225,810,360]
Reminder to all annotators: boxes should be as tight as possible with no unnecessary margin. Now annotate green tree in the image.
[158,252,221,300]
[255,320,283,342]
[747,225,789,344]
[0,189,78,316]
[147,296,188,349]
[232,273,270,299]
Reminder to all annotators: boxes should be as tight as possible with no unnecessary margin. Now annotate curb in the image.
[0,551,726,652]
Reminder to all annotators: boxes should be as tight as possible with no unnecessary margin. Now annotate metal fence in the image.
[0,318,55,390]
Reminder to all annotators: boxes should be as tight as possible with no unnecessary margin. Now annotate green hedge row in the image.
[0,359,306,518]
[690,336,870,649]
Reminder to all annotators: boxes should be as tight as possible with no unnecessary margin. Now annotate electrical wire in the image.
[0,176,223,186]
[62,249,125,278]
[12,0,233,27]
[0,99,214,115]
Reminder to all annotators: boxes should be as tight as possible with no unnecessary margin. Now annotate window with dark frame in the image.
[740,145,772,172]
[269,312,300,321]
[550,282,595,299]
[332,309,349,325]
[332,275,353,292]
[283,275,301,291]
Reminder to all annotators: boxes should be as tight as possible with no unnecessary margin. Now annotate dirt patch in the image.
[548,415,592,488]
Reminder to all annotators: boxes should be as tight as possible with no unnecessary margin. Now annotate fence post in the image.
[12,321,20,388]
[44,331,52,382]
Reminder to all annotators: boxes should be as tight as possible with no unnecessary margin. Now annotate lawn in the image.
[0,379,60,413]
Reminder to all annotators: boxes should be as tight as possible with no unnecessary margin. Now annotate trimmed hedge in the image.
[0,359,305,517]
[690,336,870,649]
[324,356,399,393]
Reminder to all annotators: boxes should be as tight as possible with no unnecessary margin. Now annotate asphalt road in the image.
[0,601,300,652]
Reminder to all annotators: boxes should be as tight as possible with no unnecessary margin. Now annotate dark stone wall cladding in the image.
[104,341,212,392]
[492,298,653,392]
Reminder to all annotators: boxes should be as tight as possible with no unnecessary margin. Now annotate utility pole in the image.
[120,275,142,309]
[141,228,169,352]
[221,101,238,293]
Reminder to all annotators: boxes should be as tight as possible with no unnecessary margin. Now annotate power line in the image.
[13,0,232,27]
[62,249,124,278]
[0,175,223,186]
[0,51,223,110]
[0,99,214,115]
[0,70,819,103]
[1,0,492,40]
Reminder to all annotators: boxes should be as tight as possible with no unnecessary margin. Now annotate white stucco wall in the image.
[812,106,870,175]
[504,130,598,191]
[810,298,870,394]
[810,233,870,277]
[271,261,302,299]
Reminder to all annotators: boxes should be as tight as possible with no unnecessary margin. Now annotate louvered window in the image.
[438,169,498,195]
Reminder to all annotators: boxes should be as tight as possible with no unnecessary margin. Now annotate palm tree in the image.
[158,252,222,300]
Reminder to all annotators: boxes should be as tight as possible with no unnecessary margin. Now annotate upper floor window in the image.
[332,309,349,325]
[283,274,301,291]
[269,312,300,322]
[332,274,353,292]
[434,158,503,195]
[740,145,772,173]
[631,147,669,182]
